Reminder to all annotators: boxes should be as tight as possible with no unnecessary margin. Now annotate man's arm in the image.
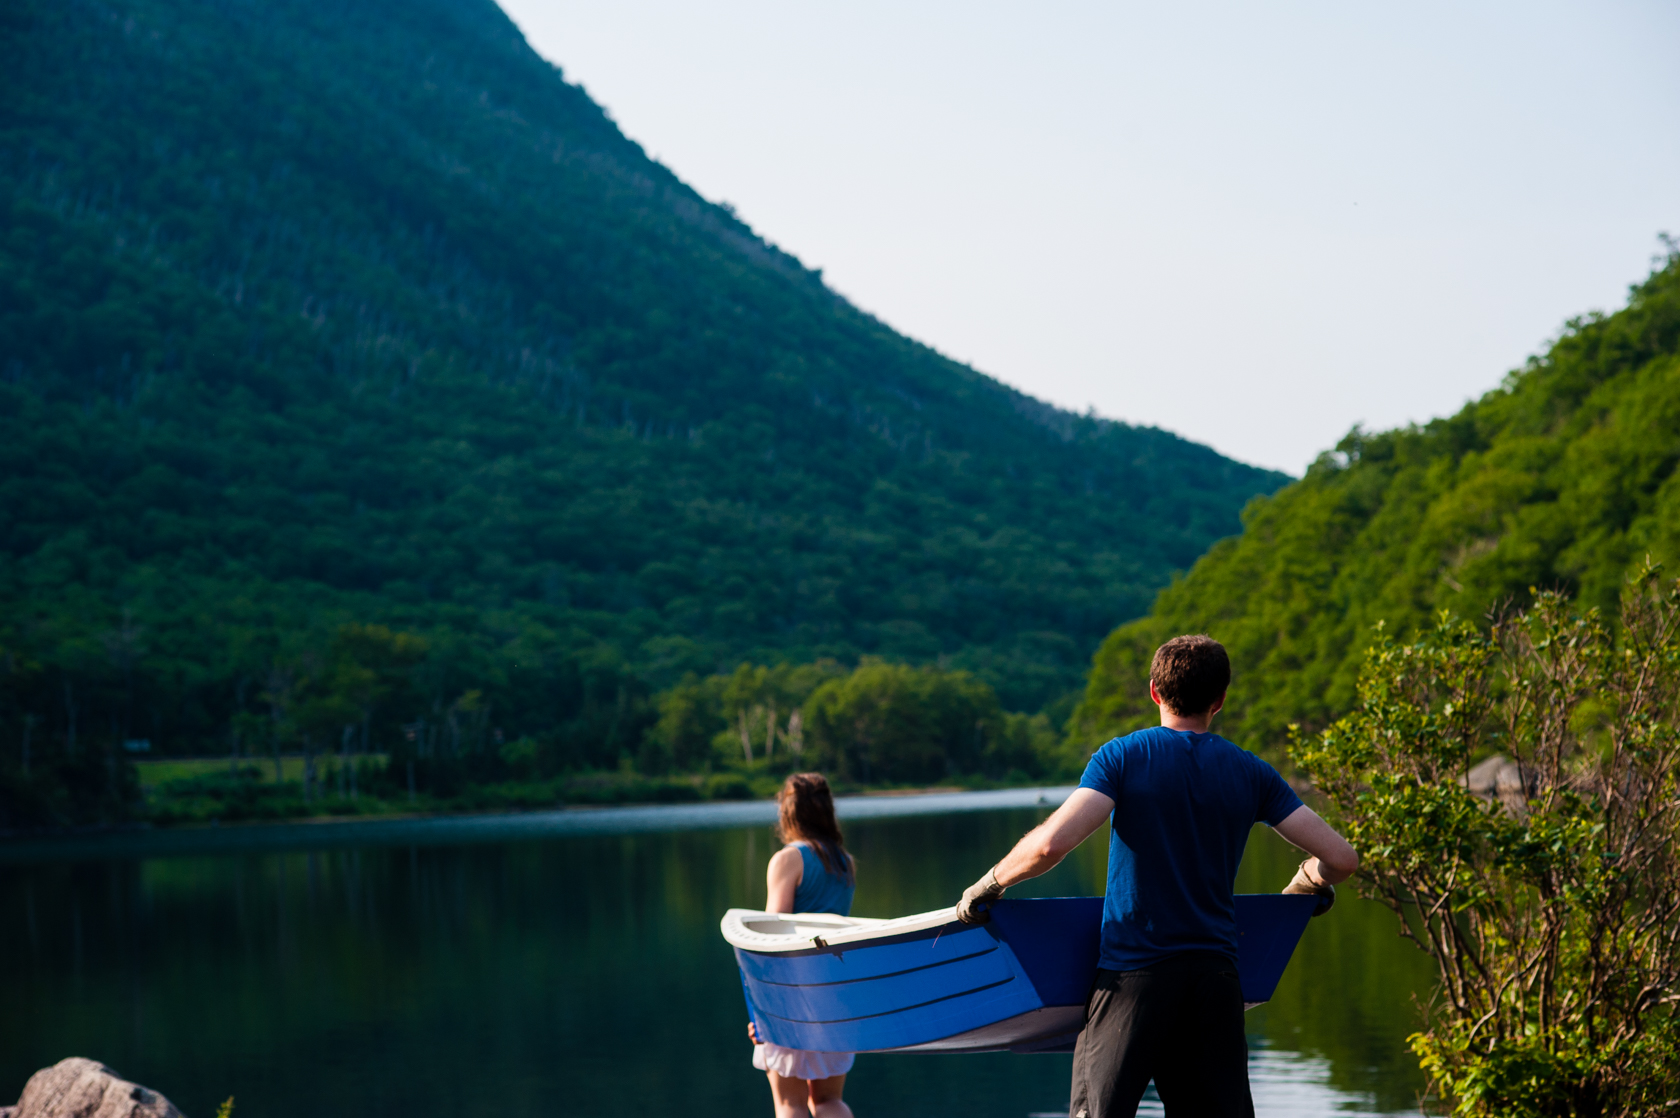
[1273,805,1357,916]
[1272,805,1358,884]
[956,788,1115,922]
[994,788,1116,885]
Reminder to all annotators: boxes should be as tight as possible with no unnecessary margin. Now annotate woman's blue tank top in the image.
[791,842,855,916]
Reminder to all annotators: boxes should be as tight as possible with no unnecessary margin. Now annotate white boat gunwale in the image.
[721,906,963,953]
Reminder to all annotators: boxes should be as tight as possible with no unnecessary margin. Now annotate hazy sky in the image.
[498,1,1680,473]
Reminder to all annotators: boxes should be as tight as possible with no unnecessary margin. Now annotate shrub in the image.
[1293,564,1680,1116]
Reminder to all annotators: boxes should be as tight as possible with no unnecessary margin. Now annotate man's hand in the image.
[957,868,1005,924]
[1283,858,1336,916]
[748,1021,762,1045]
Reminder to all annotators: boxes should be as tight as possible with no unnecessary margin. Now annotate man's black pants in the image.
[1068,951,1253,1118]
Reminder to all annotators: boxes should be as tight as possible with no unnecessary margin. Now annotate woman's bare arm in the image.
[752,846,808,1045]
[766,846,804,913]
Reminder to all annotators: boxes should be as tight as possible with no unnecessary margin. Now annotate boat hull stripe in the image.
[748,946,999,989]
[756,976,1017,1025]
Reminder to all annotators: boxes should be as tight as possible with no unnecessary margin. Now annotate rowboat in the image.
[722,894,1319,1054]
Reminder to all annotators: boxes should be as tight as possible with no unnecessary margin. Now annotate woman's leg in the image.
[807,1074,853,1118]
[766,1071,811,1118]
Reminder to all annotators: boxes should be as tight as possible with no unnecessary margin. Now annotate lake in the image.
[0,789,1435,1117]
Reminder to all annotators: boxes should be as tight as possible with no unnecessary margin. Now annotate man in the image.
[955,635,1357,1118]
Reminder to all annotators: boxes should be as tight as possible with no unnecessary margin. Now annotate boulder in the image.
[1465,753,1534,798]
[4,1059,182,1118]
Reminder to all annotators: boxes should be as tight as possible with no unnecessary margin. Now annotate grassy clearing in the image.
[134,756,389,789]
[134,762,775,826]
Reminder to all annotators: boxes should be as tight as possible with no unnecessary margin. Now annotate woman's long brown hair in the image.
[775,772,854,884]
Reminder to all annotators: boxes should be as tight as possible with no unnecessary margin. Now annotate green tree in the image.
[1071,252,1680,763]
[642,660,844,774]
[802,660,1003,784]
[643,673,727,775]
[327,623,429,798]
[1292,567,1680,1116]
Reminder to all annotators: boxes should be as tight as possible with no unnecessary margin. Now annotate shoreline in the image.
[0,785,1076,865]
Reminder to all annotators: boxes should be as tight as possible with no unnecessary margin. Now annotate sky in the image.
[497,1,1680,473]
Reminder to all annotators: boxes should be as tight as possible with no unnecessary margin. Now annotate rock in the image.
[1463,753,1543,818]
[6,1059,183,1118]
[1465,754,1534,797]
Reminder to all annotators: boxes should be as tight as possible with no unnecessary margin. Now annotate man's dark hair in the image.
[1150,635,1231,717]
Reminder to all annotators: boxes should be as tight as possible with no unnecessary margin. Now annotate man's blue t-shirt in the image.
[1078,726,1303,971]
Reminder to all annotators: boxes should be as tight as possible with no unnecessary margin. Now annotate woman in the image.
[748,772,858,1118]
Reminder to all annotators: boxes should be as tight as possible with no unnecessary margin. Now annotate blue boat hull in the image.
[733,894,1318,1053]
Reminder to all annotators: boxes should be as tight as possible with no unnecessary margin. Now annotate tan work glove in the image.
[1283,858,1336,917]
[957,868,1005,924]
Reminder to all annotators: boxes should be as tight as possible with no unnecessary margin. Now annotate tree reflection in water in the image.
[0,803,1432,1117]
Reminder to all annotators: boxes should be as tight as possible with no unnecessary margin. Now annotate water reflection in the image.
[0,800,1432,1117]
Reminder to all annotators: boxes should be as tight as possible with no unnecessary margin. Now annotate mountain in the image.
[0,0,1283,780]
[1070,255,1680,758]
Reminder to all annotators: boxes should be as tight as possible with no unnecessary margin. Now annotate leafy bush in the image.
[702,774,753,800]
[143,766,388,824]
[1293,565,1680,1116]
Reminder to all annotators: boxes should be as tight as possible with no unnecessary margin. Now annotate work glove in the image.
[1283,858,1335,917]
[957,868,1005,924]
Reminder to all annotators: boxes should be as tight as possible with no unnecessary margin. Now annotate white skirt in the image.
[752,1041,855,1080]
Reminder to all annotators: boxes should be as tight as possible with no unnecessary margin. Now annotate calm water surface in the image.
[1,791,1434,1117]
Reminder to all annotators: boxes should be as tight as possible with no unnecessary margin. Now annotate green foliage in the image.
[1071,254,1680,761]
[120,655,1069,824]
[0,0,1283,823]
[142,763,399,824]
[799,659,1064,784]
[146,767,310,825]
[1292,568,1680,1116]
[214,1098,234,1118]
[651,658,1077,786]
[643,660,844,774]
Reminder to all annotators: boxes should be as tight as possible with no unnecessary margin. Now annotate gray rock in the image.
[1463,753,1543,819]
[1465,753,1534,797]
[6,1059,182,1118]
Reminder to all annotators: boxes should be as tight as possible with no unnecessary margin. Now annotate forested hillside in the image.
[0,0,1282,822]
[1071,254,1680,760]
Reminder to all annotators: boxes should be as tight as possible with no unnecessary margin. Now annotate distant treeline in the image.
[0,604,1080,827]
